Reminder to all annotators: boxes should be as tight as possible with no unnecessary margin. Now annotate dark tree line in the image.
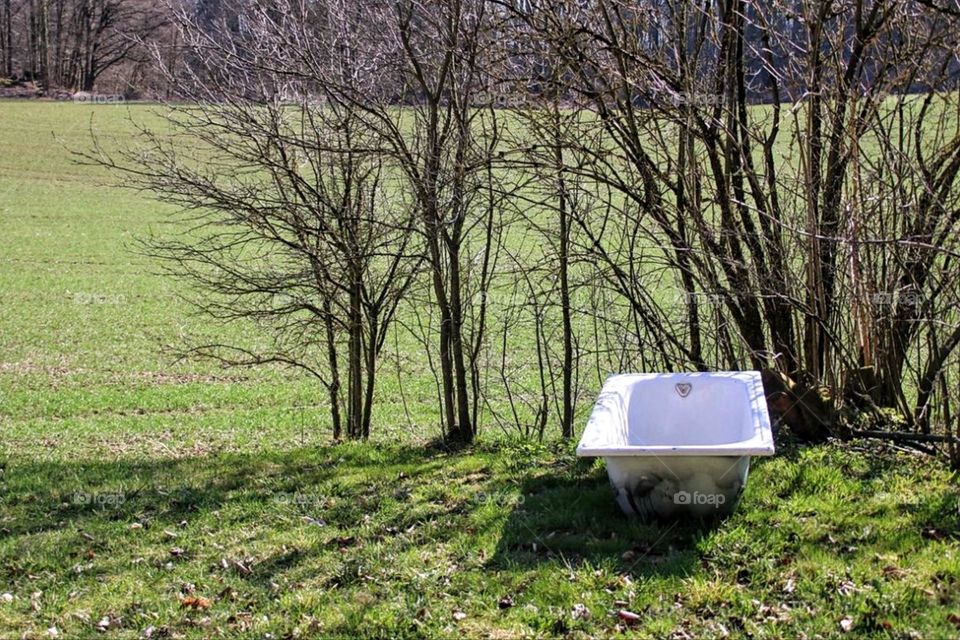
[0,0,171,92]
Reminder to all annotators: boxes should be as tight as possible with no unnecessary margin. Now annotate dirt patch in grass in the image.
[0,360,249,384]
[123,371,250,385]
[0,360,79,377]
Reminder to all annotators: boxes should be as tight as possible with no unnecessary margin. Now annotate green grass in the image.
[2,101,960,638]
[2,440,960,638]
[0,100,446,454]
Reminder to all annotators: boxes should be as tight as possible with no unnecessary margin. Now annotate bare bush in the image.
[497,0,960,456]
[84,0,960,461]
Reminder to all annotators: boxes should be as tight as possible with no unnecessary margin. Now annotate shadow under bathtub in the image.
[486,465,716,579]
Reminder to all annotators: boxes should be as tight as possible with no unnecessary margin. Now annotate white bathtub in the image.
[577,371,775,519]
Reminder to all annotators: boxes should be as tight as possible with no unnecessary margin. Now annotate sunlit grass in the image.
[2,101,960,638]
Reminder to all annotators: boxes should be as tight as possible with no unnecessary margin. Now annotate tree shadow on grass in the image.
[486,459,720,579]
[4,443,451,528]
[484,440,960,580]
[5,440,572,603]
[0,444,455,583]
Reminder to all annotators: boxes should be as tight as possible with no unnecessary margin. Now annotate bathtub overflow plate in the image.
[675,382,692,397]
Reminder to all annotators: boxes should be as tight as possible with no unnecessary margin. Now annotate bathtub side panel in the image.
[605,455,750,518]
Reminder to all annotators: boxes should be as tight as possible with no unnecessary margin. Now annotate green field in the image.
[3,101,960,638]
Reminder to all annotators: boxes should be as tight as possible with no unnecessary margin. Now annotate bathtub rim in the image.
[576,370,775,458]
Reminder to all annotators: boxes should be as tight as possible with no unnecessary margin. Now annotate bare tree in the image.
[285,0,507,443]
[88,0,420,440]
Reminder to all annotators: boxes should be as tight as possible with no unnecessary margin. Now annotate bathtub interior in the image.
[625,375,754,446]
[577,371,774,456]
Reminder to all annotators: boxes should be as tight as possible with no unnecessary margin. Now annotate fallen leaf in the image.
[948,613,960,630]
[840,616,854,632]
[452,610,467,621]
[301,516,325,527]
[882,565,906,580]
[96,616,111,632]
[837,580,857,596]
[618,609,641,625]
[180,596,211,610]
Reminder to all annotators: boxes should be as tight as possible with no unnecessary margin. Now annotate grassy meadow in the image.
[2,101,960,638]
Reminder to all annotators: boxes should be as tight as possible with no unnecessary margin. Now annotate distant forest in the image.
[3,0,958,99]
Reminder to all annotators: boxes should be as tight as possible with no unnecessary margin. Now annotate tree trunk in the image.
[447,245,474,443]
[2,0,12,78]
[51,0,61,87]
[323,300,342,441]
[553,108,575,439]
[362,316,377,440]
[425,221,458,440]
[347,275,363,439]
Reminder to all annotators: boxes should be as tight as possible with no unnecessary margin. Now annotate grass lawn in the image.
[2,101,960,638]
